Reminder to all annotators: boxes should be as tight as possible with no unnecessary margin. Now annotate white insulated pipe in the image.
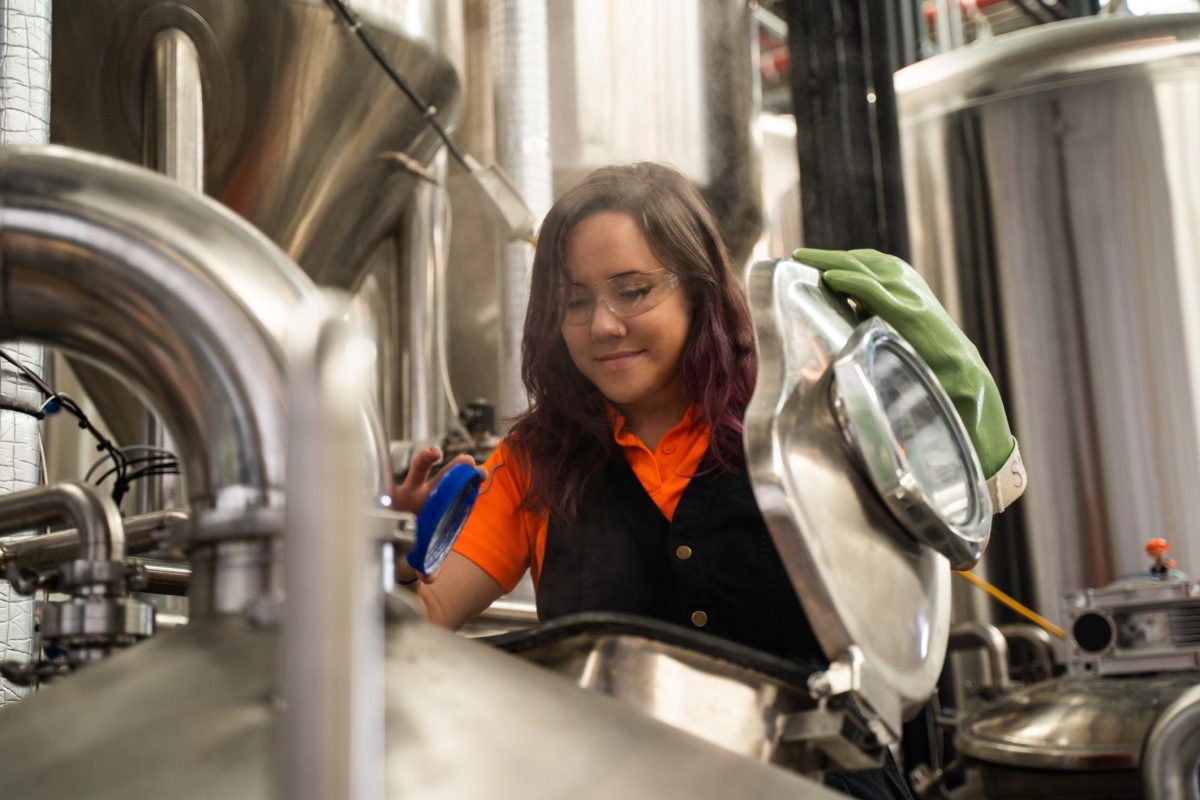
[490,0,553,425]
[0,0,51,707]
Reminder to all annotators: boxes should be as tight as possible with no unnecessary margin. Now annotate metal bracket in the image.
[806,646,903,746]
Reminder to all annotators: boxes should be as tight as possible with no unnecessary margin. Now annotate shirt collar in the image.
[608,403,699,445]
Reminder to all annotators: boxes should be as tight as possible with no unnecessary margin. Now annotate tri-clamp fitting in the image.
[0,481,154,677]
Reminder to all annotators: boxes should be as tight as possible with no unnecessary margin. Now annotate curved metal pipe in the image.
[0,481,124,565]
[0,146,392,617]
[1142,684,1200,800]
[0,146,304,514]
[0,509,187,572]
[0,146,305,615]
[948,622,1011,692]
[999,623,1055,681]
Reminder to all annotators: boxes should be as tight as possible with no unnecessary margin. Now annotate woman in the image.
[394,162,1018,799]
[398,163,820,652]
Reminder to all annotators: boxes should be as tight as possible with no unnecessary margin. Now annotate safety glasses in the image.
[561,268,680,326]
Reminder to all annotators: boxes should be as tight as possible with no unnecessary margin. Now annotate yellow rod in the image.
[955,569,1067,639]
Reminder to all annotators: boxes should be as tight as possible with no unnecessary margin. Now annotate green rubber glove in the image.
[793,247,1015,479]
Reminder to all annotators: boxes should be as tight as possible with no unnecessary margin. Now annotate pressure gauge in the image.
[831,319,992,569]
[408,463,484,574]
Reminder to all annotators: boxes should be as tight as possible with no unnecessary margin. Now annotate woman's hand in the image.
[391,447,481,585]
[390,447,479,514]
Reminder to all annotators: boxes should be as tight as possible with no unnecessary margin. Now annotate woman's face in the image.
[560,211,693,417]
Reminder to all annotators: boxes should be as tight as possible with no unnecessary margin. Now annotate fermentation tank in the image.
[896,14,1200,619]
[48,0,464,455]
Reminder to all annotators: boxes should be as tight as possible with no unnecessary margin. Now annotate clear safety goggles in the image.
[561,268,680,326]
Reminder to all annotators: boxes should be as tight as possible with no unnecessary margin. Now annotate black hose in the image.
[323,0,472,170]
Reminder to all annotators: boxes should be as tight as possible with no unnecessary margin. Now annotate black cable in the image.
[92,454,178,487]
[323,0,472,170]
[0,347,133,498]
[0,398,45,420]
[52,393,130,489]
[0,348,55,398]
[0,347,171,506]
[112,464,180,506]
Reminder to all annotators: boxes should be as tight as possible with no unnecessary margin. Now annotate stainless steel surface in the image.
[0,482,124,571]
[545,0,762,265]
[134,559,191,596]
[136,24,205,514]
[1141,683,1200,800]
[0,145,302,516]
[0,482,154,665]
[948,622,1011,692]
[187,538,279,618]
[957,672,1200,769]
[896,14,1200,616]
[0,0,51,707]
[830,318,992,569]
[492,0,551,421]
[0,510,186,571]
[40,598,155,654]
[394,157,450,442]
[493,623,825,771]
[0,145,311,617]
[0,616,843,799]
[50,0,463,290]
[146,26,204,193]
[744,258,951,725]
[282,293,386,800]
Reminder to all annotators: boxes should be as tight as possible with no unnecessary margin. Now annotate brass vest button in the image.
[675,545,693,560]
[691,610,708,628]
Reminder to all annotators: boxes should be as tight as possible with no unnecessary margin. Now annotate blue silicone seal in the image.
[407,462,484,574]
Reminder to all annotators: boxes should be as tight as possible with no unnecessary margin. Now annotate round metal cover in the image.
[830,319,992,569]
[957,673,1200,770]
[743,259,951,714]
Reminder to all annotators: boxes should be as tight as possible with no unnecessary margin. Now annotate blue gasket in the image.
[408,462,484,574]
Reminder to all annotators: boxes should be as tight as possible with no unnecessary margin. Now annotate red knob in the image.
[1146,537,1170,559]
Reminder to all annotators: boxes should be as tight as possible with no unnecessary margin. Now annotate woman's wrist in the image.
[395,558,422,587]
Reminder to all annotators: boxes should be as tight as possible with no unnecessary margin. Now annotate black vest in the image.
[536,446,824,664]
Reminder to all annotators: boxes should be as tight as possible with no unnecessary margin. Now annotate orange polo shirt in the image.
[453,406,711,593]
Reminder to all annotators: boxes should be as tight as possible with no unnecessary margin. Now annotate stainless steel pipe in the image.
[998,623,1055,681]
[133,559,191,597]
[948,622,1011,693]
[1142,684,1200,800]
[0,509,187,572]
[147,27,204,193]
[282,294,386,800]
[0,145,307,617]
[0,482,124,567]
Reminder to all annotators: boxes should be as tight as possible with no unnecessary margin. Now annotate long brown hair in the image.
[509,163,757,522]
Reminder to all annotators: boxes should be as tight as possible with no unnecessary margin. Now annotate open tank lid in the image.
[743,259,993,720]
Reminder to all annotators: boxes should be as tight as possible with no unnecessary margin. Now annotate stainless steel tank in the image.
[896,14,1200,618]
[49,0,464,472]
[50,0,462,290]
[957,672,1200,799]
